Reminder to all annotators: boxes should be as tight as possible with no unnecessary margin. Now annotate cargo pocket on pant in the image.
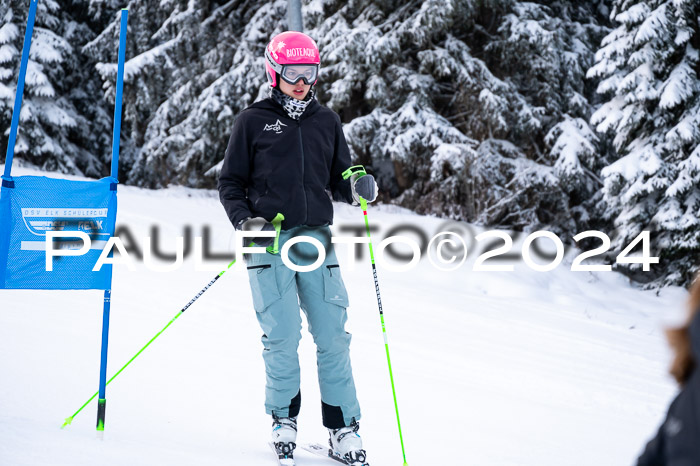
[323,264,350,308]
[247,263,281,312]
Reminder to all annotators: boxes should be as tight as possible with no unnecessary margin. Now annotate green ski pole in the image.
[62,213,285,428]
[343,166,408,465]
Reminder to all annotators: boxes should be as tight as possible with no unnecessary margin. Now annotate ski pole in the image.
[342,166,408,465]
[62,213,285,428]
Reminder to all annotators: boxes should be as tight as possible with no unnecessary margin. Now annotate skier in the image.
[218,31,378,466]
[636,272,700,466]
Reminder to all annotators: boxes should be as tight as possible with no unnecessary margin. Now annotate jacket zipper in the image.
[298,123,308,224]
[327,264,339,276]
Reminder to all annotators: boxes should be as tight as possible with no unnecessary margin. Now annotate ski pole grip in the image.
[343,165,371,206]
[267,212,285,255]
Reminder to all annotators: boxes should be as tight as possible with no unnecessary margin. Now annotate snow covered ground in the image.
[0,166,689,466]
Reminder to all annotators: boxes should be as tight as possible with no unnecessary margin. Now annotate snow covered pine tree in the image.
[0,0,111,176]
[588,0,700,285]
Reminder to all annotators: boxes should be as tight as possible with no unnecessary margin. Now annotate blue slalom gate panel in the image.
[0,175,118,289]
[1,0,129,433]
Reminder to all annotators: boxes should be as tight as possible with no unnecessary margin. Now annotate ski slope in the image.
[0,166,689,466]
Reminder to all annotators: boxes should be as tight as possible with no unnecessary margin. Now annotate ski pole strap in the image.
[266,212,285,255]
[341,165,366,180]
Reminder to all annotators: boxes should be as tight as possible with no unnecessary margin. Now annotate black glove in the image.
[239,217,276,247]
[351,174,378,204]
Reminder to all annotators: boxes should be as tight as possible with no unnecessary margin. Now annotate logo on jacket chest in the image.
[264,119,287,134]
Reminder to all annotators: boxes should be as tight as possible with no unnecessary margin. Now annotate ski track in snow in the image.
[0,166,689,465]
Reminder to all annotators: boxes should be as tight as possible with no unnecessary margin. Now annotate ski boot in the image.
[272,415,297,465]
[328,420,369,465]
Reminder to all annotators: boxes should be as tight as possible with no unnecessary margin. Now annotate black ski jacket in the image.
[636,312,700,466]
[217,97,354,231]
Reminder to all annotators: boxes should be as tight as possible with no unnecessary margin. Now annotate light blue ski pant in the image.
[245,225,361,428]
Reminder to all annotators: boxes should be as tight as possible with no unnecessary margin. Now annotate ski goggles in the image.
[280,65,319,85]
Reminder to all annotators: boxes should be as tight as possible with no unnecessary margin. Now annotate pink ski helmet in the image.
[265,31,320,88]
